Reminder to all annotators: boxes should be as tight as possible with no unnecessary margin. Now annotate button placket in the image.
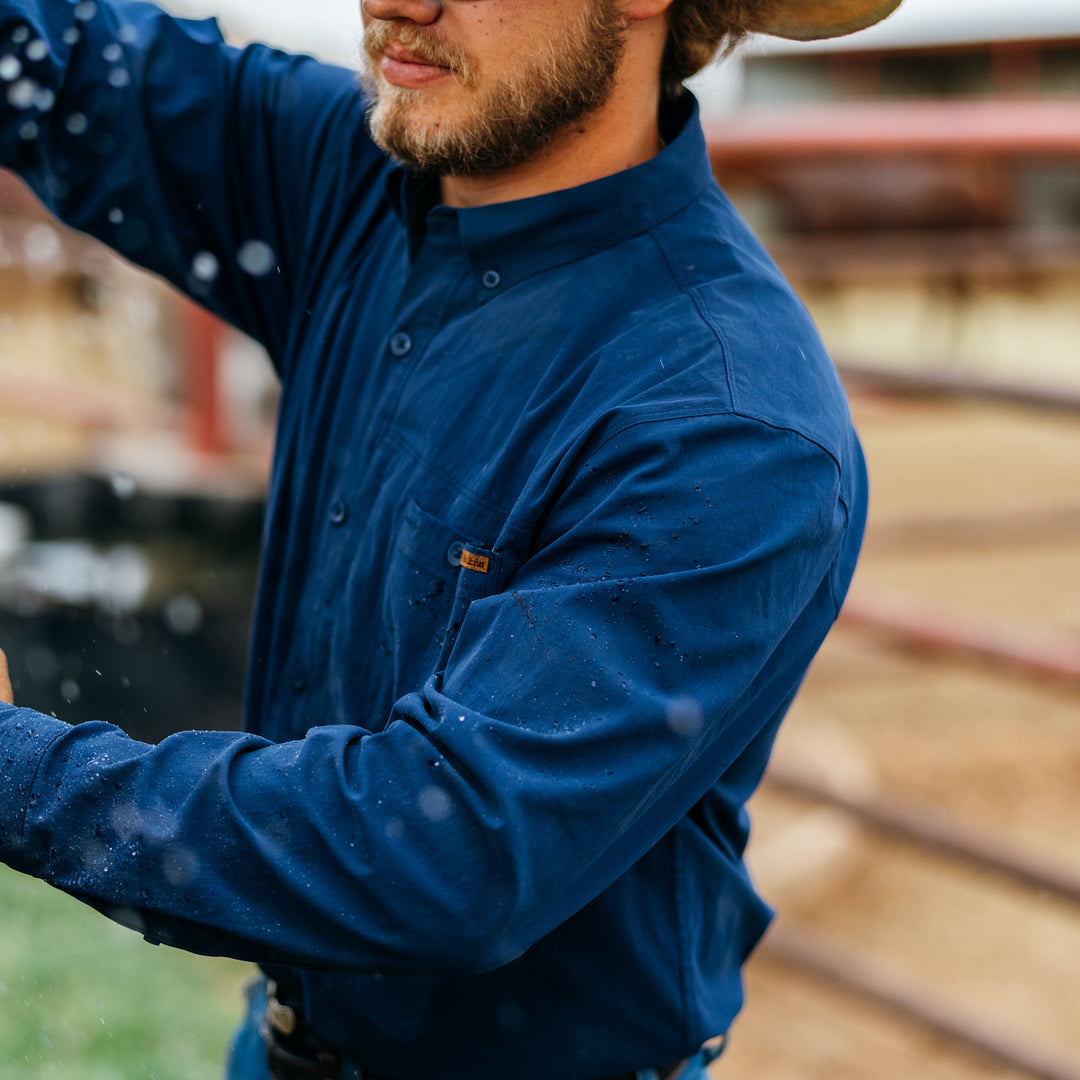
[372,237,472,447]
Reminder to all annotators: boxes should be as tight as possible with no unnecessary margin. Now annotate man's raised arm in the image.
[0,0,377,361]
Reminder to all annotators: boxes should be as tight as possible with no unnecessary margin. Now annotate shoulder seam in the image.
[646,226,738,411]
[586,408,845,482]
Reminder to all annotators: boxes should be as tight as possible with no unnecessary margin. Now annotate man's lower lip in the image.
[380,56,452,88]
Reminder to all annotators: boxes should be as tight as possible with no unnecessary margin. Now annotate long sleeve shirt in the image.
[0,2,868,1077]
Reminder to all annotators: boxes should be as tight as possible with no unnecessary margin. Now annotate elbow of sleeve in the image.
[390,857,542,976]
[414,897,530,976]
[461,918,531,974]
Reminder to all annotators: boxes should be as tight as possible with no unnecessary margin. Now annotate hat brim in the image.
[754,0,904,41]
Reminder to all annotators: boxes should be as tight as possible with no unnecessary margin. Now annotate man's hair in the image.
[662,0,779,97]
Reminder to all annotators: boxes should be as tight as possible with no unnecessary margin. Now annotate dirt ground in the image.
[713,391,1080,1079]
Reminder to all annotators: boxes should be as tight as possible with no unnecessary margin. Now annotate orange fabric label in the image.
[460,549,490,574]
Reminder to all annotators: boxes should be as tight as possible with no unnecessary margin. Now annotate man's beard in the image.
[361,0,629,177]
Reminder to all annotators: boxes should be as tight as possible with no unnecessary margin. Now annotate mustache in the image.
[362,21,479,87]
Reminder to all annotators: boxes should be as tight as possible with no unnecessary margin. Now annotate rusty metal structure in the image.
[704,16,1080,405]
[750,371,1080,1079]
[702,14,1080,1077]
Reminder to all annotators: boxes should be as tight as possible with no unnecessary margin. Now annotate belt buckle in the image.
[261,980,342,1080]
[266,980,298,1037]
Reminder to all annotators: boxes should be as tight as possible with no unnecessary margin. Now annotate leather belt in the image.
[261,981,347,1080]
[260,981,721,1080]
[261,1025,342,1080]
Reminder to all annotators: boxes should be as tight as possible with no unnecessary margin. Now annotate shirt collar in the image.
[383,93,715,292]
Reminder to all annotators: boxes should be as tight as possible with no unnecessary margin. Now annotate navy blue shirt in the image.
[0,2,868,1077]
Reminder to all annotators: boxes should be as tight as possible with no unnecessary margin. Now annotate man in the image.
[0,0,900,1077]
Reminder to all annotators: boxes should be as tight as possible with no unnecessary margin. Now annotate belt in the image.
[260,981,345,1080]
[261,981,722,1080]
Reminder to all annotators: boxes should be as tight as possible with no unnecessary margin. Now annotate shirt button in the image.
[292,669,308,692]
[447,541,465,566]
[481,269,501,289]
[329,499,348,525]
[389,331,413,357]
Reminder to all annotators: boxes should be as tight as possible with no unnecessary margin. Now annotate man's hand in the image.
[0,646,13,704]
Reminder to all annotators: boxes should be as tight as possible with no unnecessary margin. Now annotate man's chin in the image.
[367,106,452,172]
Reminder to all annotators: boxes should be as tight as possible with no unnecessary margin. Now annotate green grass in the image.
[0,865,254,1080]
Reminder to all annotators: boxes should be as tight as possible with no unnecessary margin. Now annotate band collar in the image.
[383,93,714,292]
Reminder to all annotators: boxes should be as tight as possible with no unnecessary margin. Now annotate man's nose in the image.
[361,0,443,24]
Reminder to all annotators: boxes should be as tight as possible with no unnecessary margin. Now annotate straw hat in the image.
[755,0,904,40]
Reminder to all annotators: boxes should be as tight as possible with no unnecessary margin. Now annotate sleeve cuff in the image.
[0,702,74,868]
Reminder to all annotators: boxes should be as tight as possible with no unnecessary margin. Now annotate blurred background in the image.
[0,0,1078,1077]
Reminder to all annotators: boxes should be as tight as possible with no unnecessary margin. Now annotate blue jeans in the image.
[226,977,719,1080]
[224,978,272,1080]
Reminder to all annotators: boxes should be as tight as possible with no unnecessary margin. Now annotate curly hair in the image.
[661,0,781,97]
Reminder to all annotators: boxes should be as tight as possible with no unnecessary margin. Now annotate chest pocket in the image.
[383,498,501,693]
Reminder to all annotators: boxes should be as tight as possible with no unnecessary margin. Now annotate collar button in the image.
[389,331,413,357]
[481,269,501,289]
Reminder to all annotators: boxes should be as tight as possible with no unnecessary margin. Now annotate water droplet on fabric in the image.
[117,23,138,43]
[191,251,219,282]
[74,1,98,20]
[107,206,123,224]
[80,836,110,872]
[0,56,22,82]
[24,39,47,62]
[109,802,140,837]
[418,786,451,822]
[102,43,122,62]
[7,79,37,109]
[62,26,82,45]
[65,112,88,135]
[665,696,704,737]
[106,67,129,89]
[237,239,276,276]
[163,846,199,886]
[10,26,29,44]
